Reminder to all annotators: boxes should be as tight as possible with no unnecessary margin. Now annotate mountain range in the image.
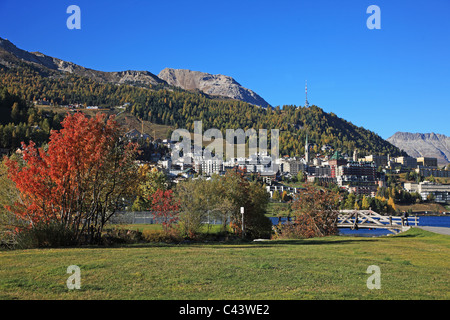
[387,132,450,166]
[0,37,269,108]
[0,36,405,157]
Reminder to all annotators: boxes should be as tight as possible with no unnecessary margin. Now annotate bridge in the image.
[338,210,419,234]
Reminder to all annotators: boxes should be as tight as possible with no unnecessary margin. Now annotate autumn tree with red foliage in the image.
[280,184,339,239]
[151,189,179,234]
[4,112,141,244]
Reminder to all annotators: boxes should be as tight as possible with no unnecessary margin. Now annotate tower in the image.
[305,80,309,108]
[305,134,310,164]
[353,149,358,162]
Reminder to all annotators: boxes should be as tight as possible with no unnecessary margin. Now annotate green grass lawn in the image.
[0,228,449,300]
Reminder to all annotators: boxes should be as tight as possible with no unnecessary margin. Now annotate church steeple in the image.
[305,133,310,164]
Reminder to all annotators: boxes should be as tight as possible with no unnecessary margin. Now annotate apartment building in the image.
[404,181,450,203]
[416,157,438,168]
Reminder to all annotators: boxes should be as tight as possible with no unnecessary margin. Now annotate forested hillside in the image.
[0,86,63,150]
[0,62,403,157]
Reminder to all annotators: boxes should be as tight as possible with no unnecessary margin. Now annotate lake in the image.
[115,211,450,237]
[269,215,450,237]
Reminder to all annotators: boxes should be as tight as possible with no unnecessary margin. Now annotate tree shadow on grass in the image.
[247,238,378,247]
[92,237,379,250]
[9,228,429,251]
[21,234,390,251]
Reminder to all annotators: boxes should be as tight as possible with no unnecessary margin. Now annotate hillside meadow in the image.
[0,228,448,300]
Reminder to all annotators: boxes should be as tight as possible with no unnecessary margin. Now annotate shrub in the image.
[15,222,77,249]
[245,213,273,239]
[276,216,318,239]
[142,229,181,243]
[151,189,180,234]
[101,228,143,245]
[0,230,17,249]
[279,184,339,239]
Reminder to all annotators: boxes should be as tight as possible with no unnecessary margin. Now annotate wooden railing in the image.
[338,210,419,234]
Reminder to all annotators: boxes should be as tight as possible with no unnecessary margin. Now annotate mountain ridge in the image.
[0,37,165,87]
[387,132,450,166]
[0,37,270,107]
[0,36,403,158]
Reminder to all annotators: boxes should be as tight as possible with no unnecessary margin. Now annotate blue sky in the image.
[0,0,449,139]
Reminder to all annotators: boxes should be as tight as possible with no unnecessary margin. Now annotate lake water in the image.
[269,215,450,237]
[116,211,450,237]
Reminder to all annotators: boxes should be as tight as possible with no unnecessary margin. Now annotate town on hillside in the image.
[124,128,450,212]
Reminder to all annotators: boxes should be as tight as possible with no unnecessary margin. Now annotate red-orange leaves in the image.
[151,189,179,234]
[5,112,139,243]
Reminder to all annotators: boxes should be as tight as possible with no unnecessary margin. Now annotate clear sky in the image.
[0,0,449,139]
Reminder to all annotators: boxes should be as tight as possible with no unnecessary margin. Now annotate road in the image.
[416,226,450,236]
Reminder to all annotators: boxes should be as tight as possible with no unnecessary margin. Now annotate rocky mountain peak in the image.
[1,37,271,108]
[158,68,271,108]
[387,132,450,166]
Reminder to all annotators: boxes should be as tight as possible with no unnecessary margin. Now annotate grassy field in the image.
[0,228,449,300]
[396,202,448,214]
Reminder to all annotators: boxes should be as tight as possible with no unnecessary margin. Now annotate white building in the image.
[193,159,224,176]
[278,158,306,176]
[404,181,450,203]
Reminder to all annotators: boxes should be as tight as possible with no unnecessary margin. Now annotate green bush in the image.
[101,228,143,245]
[245,214,273,239]
[142,229,181,243]
[15,222,77,249]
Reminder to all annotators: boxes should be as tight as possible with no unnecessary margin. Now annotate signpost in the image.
[241,207,245,238]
